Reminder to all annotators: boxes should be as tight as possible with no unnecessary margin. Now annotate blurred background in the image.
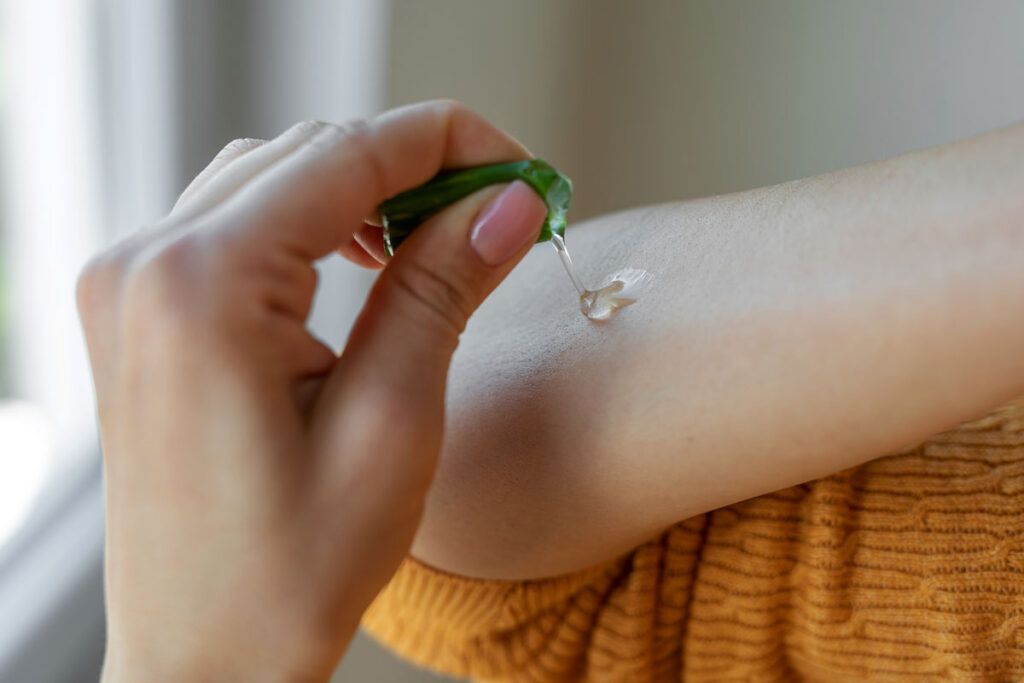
[0,1,1022,680]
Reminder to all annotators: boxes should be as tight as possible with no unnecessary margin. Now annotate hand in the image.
[77,100,548,682]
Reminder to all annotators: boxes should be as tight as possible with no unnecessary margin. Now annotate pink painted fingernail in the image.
[470,181,547,266]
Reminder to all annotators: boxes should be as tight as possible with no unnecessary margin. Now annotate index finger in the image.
[212,100,533,260]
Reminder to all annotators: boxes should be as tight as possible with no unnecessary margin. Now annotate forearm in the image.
[412,122,1024,580]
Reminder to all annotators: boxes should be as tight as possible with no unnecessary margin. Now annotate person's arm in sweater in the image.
[410,122,1024,581]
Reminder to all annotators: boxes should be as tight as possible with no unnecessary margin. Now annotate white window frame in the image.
[0,0,112,677]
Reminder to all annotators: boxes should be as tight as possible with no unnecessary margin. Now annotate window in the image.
[0,3,109,677]
[0,211,6,399]
[0,1,392,679]
[0,1,452,679]
[0,0,105,556]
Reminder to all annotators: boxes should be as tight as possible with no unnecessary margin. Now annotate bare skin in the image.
[410,122,1024,580]
[82,98,1024,678]
[80,101,548,682]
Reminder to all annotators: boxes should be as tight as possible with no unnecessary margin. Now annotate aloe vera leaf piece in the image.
[379,158,572,255]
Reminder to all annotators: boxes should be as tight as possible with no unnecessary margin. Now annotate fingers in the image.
[311,180,547,496]
[353,223,388,264]
[335,223,389,270]
[215,100,532,262]
[169,121,335,223]
[335,224,387,270]
[338,234,385,270]
[82,102,529,384]
[172,137,266,215]
[352,180,547,384]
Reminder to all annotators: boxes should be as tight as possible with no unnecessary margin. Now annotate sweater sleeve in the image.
[364,399,1024,682]
[361,516,709,682]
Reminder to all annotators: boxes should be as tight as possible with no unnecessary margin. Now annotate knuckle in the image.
[124,235,207,323]
[338,117,371,138]
[303,120,349,152]
[429,98,468,116]
[336,118,386,192]
[429,99,480,131]
[296,117,386,197]
[287,119,333,139]
[386,259,474,340]
[75,239,138,316]
[218,137,263,159]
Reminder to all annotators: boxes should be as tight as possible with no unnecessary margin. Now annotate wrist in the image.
[101,641,335,683]
[100,596,361,683]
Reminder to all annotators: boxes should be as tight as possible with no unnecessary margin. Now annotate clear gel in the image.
[550,234,651,321]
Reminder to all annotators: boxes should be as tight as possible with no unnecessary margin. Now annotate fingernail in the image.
[470,180,547,266]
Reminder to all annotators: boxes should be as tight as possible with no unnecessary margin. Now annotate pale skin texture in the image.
[79,101,548,682]
[82,101,1024,678]
[411,122,1024,580]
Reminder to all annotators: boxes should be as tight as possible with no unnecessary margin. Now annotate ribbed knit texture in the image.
[363,398,1024,682]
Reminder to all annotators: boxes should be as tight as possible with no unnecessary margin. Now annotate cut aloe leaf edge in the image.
[379,159,573,256]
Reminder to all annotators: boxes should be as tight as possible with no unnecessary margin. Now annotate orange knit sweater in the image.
[363,399,1024,682]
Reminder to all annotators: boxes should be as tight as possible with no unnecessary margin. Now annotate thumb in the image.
[312,179,547,490]
[355,177,547,380]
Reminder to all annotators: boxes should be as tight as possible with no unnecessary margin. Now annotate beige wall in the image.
[388,0,1024,222]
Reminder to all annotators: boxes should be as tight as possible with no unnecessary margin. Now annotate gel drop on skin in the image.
[380,159,650,321]
[550,234,651,321]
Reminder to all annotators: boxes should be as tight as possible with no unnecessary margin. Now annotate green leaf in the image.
[379,158,573,255]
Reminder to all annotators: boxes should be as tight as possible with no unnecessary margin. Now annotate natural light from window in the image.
[0,0,103,553]
[0,403,53,543]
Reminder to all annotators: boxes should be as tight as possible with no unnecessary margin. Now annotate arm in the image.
[412,122,1024,580]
